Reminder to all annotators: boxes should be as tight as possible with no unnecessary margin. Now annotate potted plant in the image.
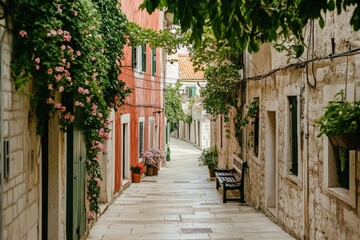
[316,90,360,150]
[142,149,165,176]
[130,162,146,183]
[198,146,218,178]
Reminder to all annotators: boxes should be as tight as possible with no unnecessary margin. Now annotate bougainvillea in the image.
[11,0,131,217]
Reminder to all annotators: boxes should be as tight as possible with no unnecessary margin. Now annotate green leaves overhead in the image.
[141,0,360,54]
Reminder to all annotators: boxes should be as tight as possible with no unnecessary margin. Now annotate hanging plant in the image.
[316,90,360,150]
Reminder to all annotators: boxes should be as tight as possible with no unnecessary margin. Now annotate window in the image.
[253,98,260,157]
[152,48,156,76]
[139,121,144,158]
[288,96,298,176]
[186,86,196,98]
[334,147,350,189]
[141,44,146,72]
[132,47,137,69]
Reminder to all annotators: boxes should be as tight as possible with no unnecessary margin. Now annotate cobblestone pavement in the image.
[87,138,295,240]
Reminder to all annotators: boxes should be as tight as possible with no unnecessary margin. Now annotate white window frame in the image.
[138,117,145,161]
[284,85,302,184]
[322,83,356,207]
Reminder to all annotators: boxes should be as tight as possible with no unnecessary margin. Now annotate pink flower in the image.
[59,86,64,92]
[83,89,89,94]
[64,35,71,42]
[57,29,63,35]
[61,45,66,51]
[66,62,71,69]
[47,98,54,104]
[87,211,94,220]
[86,97,91,103]
[61,106,66,112]
[54,103,62,109]
[55,74,62,82]
[55,66,64,72]
[74,11,78,16]
[76,50,81,56]
[91,56,95,61]
[85,80,89,85]
[19,30,27,37]
[50,29,57,36]
[92,104,98,111]
[66,76,72,81]
[48,84,53,90]
[78,87,84,94]
[48,68,53,75]
[35,57,40,63]
[35,65,40,70]
[98,113,103,118]
[75,101,82,107]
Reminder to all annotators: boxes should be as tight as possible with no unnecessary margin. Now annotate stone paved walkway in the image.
[87,138,295,240]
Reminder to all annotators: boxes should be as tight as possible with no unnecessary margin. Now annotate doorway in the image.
[122,122,130,182]
[66,117,86,239]
[265,111,278,216]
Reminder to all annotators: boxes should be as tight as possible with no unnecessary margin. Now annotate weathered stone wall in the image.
[242,7,360,240]
[1,32,41,239]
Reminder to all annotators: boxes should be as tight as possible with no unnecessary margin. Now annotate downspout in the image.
[0,25,8,240]
[303,75,309,240]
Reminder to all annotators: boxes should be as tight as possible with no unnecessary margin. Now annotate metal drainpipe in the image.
[0,25,7,240]
[303,73,310,240]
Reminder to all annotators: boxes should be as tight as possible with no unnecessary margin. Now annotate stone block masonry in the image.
[1,31,41,239]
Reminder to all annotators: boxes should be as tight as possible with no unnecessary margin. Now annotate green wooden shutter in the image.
[152,48,156,76]
[139,122,144,157]
[191,87,196,98]
[289,96,298,176]
[132,47,137,69]
[141,44,146,72]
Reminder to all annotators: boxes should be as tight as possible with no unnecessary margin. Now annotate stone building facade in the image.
[213,8,360,240]
[0,27,42,239]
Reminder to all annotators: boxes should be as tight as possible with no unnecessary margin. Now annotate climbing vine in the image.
[11,0,131,218]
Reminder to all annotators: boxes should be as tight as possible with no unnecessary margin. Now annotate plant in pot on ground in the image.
[316,90,360,150]
[142,149,166,176]
[198,146,218,178]
[130,162,146,183]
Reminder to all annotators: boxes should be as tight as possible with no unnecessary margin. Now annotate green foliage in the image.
[141,0,360,57]
[316,90,360,137]
[164,81,185,132]
[239,100,260,127]
[11,0,131,217]
[198,146,218,169]
[126,22,187,54]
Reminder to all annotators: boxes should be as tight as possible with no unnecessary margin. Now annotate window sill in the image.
[286,174,302,189]
[328,187,355,208]
[250,154,260,165]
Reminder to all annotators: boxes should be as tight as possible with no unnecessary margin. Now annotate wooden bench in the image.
[215,160,247,203]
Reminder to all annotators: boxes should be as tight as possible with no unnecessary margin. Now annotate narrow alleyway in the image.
[87,138,294,240]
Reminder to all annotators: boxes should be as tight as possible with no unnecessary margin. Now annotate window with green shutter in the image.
[139,122,144,157]
[132,47,137,69]
[289,96,298,176]
[253,98,259,157]
[186,86,196,98]
[141,44,146,72]
[152,48,156,76]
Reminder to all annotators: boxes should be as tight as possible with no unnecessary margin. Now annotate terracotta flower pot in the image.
[146,165,154,176]
[153,166,158,176]
[208,167,216,178]
[132,173,141,183]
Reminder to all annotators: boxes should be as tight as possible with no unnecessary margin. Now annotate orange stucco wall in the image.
[115,0,165,192]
